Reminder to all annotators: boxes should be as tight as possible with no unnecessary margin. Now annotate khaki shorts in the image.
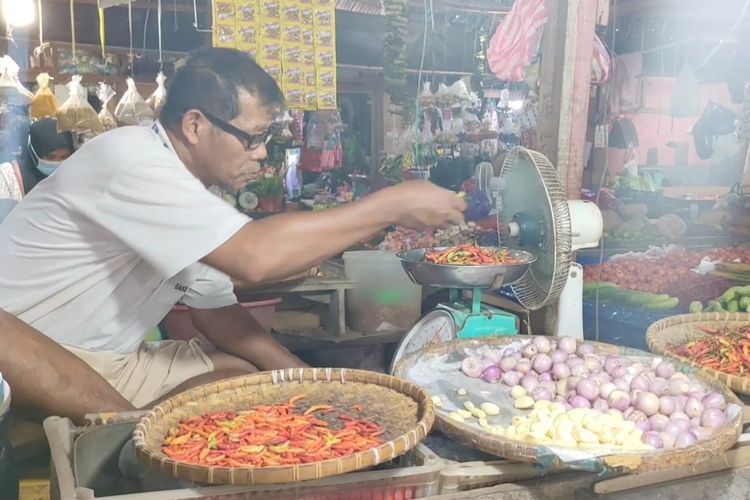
[63,339,215,408]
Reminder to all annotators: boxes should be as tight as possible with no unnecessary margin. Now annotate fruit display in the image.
[458,337,734,451]
[161,395,383,467]
[583,246,750,297]
[669,324,750,376]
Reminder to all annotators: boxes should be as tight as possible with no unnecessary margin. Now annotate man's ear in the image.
[181,110,204,146]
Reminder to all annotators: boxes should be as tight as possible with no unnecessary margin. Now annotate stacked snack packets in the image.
[213,0,336,110]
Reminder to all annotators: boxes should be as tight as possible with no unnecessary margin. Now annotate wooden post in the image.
[537,0,598,334]
[539,0,597,199]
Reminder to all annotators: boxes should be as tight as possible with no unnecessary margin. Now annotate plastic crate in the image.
[44,413,443,500]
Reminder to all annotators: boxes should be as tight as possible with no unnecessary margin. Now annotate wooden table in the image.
[235,275,356,337]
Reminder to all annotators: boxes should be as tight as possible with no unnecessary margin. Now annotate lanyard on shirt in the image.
[151,123,171,151]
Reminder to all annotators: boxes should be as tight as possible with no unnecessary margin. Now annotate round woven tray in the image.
[133,368,434,485]
[647,312,750,396]
[392,336,743,473]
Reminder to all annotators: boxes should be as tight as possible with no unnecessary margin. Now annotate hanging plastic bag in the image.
[145,72,167,114]
[96,82,117,131]
[30,73,59,120]
[56,75,103,134]
[0,55,32,106]
[114,77,154,126]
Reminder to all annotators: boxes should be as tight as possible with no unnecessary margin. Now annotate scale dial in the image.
[389,310,457,374]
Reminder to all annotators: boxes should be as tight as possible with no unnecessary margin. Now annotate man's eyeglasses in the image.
[201,110,276,151]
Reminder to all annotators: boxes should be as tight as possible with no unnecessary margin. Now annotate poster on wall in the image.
[212,0,336,110]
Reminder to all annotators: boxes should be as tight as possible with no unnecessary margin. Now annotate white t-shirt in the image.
[0,123,251,353]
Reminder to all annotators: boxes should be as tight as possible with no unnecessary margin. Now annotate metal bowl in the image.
[396,247,536,289]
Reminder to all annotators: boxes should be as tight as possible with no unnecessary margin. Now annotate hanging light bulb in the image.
[2,0,36,27]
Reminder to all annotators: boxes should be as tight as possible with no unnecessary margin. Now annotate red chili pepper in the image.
[162,396,384,467]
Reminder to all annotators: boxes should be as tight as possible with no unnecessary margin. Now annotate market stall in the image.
[4,0,750,498]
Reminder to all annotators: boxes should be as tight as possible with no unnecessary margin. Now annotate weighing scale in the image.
[390,147,603,373]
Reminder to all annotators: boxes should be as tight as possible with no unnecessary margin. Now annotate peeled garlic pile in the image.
[505,401,653,451]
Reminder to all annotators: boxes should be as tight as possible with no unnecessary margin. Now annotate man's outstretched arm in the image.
[0,309,135,424]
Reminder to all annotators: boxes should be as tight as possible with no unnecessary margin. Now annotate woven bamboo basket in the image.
[133,368,434,485]
[647,312,750,396]
[392,336,743,473]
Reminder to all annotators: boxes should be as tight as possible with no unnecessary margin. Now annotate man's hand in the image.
[381,181,466,229]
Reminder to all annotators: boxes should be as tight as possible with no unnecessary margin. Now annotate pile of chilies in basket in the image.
[161,395,385,467]
[670,324,750,376]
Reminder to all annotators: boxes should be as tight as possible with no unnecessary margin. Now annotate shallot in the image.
[502,370,521,387]
[482,366,502,383]
[684,397,704,418]
[649,414,669,432]
[479,346,504,365]
[642,431,664,449]
[531,386,553,401]
[599,382,616,399]
[457,339,730,451]
[557,336,577,354]
[690,426,711,441]
[674,431,697,449]
[664,419,690,436]
[522,344,538,358]
[577,343,595,357]
[667,378,690,396]
[630,375,650,392]
[576,379,600,401]
[659,396,676,416]
[701,408,725,429]
[532,353,552,373]
[532,336,552,354]
[516,359,532,373]
[593,399,609,412]
[608,390,631,411]
[655,361,675,379]
[552,363,571,380]
[702,393,726,410]
[538,372,553,382]
[550,350,567,364]
[461,357,484,378]
[635,392,660,417]
[660,432,676,448]
[648,378,668,396]
[521,374,539,393]
[569,395,591,409]
[571,364,589,377]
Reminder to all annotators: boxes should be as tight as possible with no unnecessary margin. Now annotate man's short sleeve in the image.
[83,157,250,278]
[181,264,238,309]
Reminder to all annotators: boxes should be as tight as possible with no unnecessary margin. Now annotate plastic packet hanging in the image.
[418,81,435,108]
[30,73,59,120]
[0,55,32,106]
[146,72,167,114]
[96,82,117,131]
[114,77,155,126]
[56,75,104,134]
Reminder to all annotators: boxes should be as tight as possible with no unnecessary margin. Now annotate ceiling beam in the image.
[44,0,207,14]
